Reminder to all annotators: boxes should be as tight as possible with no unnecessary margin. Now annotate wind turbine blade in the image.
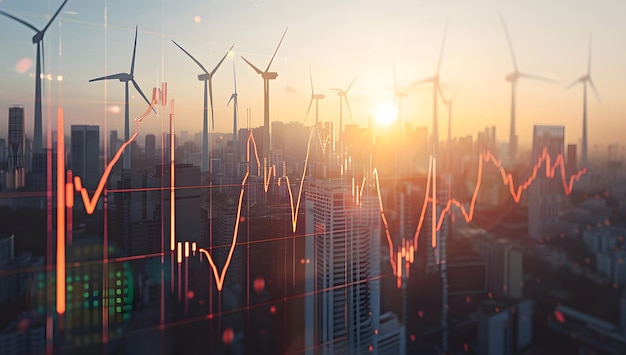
[241,56,263,75]
[41,0,69,35]
[330,88,343,92]
[0,10,38,32]
[435,17,449,76]
[210,44,235,77]
[232,61,238,93]
[589,78,600,102]
[437,84,446,103]
[344,96,353,121]
[565,78,580,90]
[41,42,45,82]
[132,79,156,114]
[304,98,314,123]
[172,40,208,74]
[227,93,236,107]
[130,25,138,76]
[519,72,558,84]
[265,27,288,72]
[410,76,434,86]
[309,65,314,95]
[451,86,462,102]
[499,11,518,72]
[587,33,592,76]
[345,76,357,93]
[209,81,215,129]
[89,73,127,82]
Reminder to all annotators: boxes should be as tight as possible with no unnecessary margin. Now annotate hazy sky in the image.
[0,0,625,151]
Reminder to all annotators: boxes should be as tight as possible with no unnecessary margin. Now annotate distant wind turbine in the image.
[304,66,325,127]
[0,0,69,154]
[567,34,599,168]
[331,76,357,149]
[499,12,557,162]
[89,26,154,170]
[411,18,449,158]
[241,27,288,158]
[441,87,461,144]
[227,61,239,168]
[172,41,234,173]
[393,64,409,141]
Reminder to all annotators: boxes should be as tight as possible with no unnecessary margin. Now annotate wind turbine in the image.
[500,12,557,162]
[441,87,461,144]
[241,27,288,159]
[0,0,69,154]
[227,61,239,169]
[411,18,448,158]
[172,41,234,173]
[393,64,409,141]
[567,34,599,168]
[89,26,154,170]
[304,66,325,127]
[331,76,357,150]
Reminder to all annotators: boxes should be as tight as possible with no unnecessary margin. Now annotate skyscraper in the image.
[70,125,100,191]
[528,125,565,240]
[7,107,25,189]
[304,178,393,354]
[145,134,156,159]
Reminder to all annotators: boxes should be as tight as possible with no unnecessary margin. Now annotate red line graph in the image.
[373,148,588,286]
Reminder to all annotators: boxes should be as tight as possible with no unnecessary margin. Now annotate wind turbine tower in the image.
[0,0,69,154]
[500,12,556,162]
[241,27,288,159]
[228,61,240,170]
[567,35,598,168]
[331,76,357,152]
[89,26,154,170]
[172,41,234,173]
[411,19,448,158]
[305,66,326,127]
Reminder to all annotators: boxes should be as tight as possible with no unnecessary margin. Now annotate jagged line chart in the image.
[373,148,588,286]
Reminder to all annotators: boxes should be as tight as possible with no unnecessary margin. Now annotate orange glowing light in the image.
[376,103,397,126]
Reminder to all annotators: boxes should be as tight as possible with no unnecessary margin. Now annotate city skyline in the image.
[0,1,625,151]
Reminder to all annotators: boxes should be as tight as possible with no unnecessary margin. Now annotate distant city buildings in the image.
[70,125,100,191]
[528,125,565,240]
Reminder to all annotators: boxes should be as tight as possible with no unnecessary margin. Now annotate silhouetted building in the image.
[7,106,25,189]
[71,125,100,191]
[567,144,577,173]
[145,134,156,159]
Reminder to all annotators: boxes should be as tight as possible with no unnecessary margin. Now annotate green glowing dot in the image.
[116,298,121,304]
[116,306,121,313]
[116,289,121,295]
[66,276,72,283]
[83,292,89,298]
[83,301,89,308]
[116,271,121,277]
[67,285,73,291]
[93,300,99,307]
[38,282,44,289]
[83,275,89,281]
[84,283,89,289]
[93,291,99,297]
[116,280,121,286]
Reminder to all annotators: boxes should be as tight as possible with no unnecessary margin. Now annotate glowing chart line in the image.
[277,127,315,233]
[374,147,588,282]
[74,89,158,214]
[199,171,248,291]
[56,107,66,315]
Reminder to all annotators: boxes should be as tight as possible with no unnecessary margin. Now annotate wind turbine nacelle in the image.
[198,74,210,81]
[313,94,325,100]
[32,32,45,44]
[262,72,278,80]
[505,72,519,82]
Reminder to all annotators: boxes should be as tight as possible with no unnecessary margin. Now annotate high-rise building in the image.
[109,130,119,159]
[7,106,25,189]
[70,125,100,191]
[528,125,565,240]
[304,178,401,354]
[567,144,577,173]
[145,134,156,159]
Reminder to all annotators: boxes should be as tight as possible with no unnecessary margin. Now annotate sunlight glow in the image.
[376,103,397,126]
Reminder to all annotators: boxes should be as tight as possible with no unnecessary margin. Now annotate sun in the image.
[376,103,398,127]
